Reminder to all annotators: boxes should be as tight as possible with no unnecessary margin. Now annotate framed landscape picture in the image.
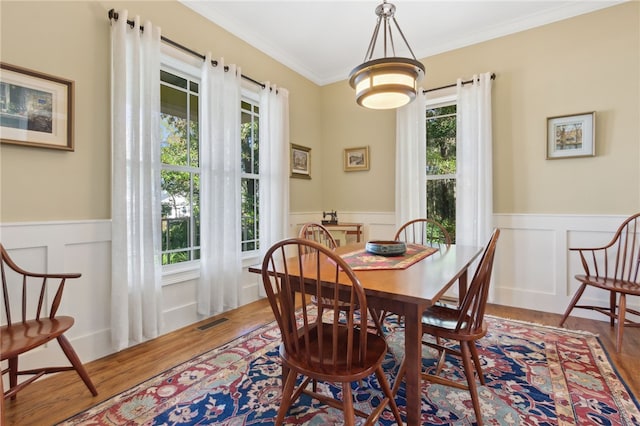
[344,146,369,171]
[0,63,74,151]
[546,112,595,159]
[290,143,311,179]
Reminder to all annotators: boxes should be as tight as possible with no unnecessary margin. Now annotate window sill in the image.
[161,253,261,287]
[242,251,261,268]
[162,261,200,286]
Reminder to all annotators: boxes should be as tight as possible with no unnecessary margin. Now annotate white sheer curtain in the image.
[259,84,290,254]
[110,10,163,351]
[456,72,494,248]
[198,54,242,316]
[395,91,427,228]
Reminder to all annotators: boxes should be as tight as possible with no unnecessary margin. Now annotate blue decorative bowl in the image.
[365,240,407,256]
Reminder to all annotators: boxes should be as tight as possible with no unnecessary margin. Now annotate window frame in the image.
[240,86,261,259]
[425,90,458,242]
[159,48,264,284]
[159,54,202,282]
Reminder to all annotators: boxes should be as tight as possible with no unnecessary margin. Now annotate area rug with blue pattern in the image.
[58,311,640,425]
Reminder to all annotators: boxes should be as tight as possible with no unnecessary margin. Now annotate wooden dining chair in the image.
[394,218,452,250]
[394,228,500,426]
[261,238,403,425]
[0,244,98,400]
[380,218,454,325]
[298,222,338,251]
[559,213,640,352]
[298,222,385,337]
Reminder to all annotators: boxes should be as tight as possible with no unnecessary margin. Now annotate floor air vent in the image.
[197,317,229,331]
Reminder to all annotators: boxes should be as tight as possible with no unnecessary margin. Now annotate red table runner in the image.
[340,244,438,270]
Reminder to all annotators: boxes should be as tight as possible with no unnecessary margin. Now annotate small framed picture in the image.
[290,143,311,179]
[546,112,595,159]
[0,63,74,151]
[344,146,369,171]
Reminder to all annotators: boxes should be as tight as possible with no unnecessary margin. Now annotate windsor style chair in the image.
[298,222,385,336]
[261,238,403,425]
[394,228,500,426]
[559,213,640,352]
[380,218,454,324]
[394,218,452,250]
[1,244,98,400]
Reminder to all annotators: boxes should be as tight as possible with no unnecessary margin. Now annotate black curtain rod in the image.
[108,9,266,89]
[423,73,496,94]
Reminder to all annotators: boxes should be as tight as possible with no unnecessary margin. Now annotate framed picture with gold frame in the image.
[290,143,311,179]
[0,63,74,151]
[546,112,595,159]
[344,146,369,171]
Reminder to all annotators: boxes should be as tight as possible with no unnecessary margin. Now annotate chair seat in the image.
[1,317,74,360]
[421,305,488,341]
[281,323,387,380]
[575,275,640,295]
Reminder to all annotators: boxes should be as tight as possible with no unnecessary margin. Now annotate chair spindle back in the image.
[261,238,369,371]
[395,218,452,250]
[298,222,338,252]
[1,244,80,325]
[574,213,640,283]
[455,229,500,334]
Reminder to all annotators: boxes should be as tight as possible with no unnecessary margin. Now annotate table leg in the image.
[404,304,422,425]
[458,270,468,302]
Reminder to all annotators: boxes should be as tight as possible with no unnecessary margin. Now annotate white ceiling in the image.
[180,0,624,86]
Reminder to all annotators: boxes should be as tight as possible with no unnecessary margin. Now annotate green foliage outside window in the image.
[160,71,200,265]
[426,104,457,242]
[241,101,260,252]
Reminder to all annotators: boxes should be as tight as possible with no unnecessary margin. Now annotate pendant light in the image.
[349,1,425,110]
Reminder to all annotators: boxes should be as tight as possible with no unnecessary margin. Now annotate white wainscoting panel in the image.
[492,213,638,319]
[2,213,636,384]
[1,221,114,377]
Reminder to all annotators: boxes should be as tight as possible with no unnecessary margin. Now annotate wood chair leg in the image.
[57,335,98,396]
[8,357,18,400]
[276,368,297,426]
[342,384,355,426]
[610,291,617,327]
[616,294,626,352]
[460,341,483,426]
[469,342,485,385]
[369,307,385,337]
[392,357,406,396]
[1,367,4,421]
[281,364,290,390]
[375,366,404,425]
[559,283,587,326]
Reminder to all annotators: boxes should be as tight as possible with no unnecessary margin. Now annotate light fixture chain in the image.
[392,16,418,60]
[386,16,396,57]
[364,16,383,62]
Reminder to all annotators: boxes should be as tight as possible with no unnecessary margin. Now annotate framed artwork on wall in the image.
[290,143,311,179]
[344,146,369,171]
[546,112,595,159]
[0,63,74,151]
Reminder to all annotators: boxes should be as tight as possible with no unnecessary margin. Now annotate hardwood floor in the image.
[2,300,638,425]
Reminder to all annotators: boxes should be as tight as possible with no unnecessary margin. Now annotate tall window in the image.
[241,99,260,252]
[160,59,262,265]
[426,103,456,241]
[160,69,200,265]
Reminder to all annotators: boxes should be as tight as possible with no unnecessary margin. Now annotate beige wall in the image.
[321,2,640,215]
[1,1,639,223]
[0,1,323,221]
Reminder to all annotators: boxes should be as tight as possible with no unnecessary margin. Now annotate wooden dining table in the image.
[250,242,483,425]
